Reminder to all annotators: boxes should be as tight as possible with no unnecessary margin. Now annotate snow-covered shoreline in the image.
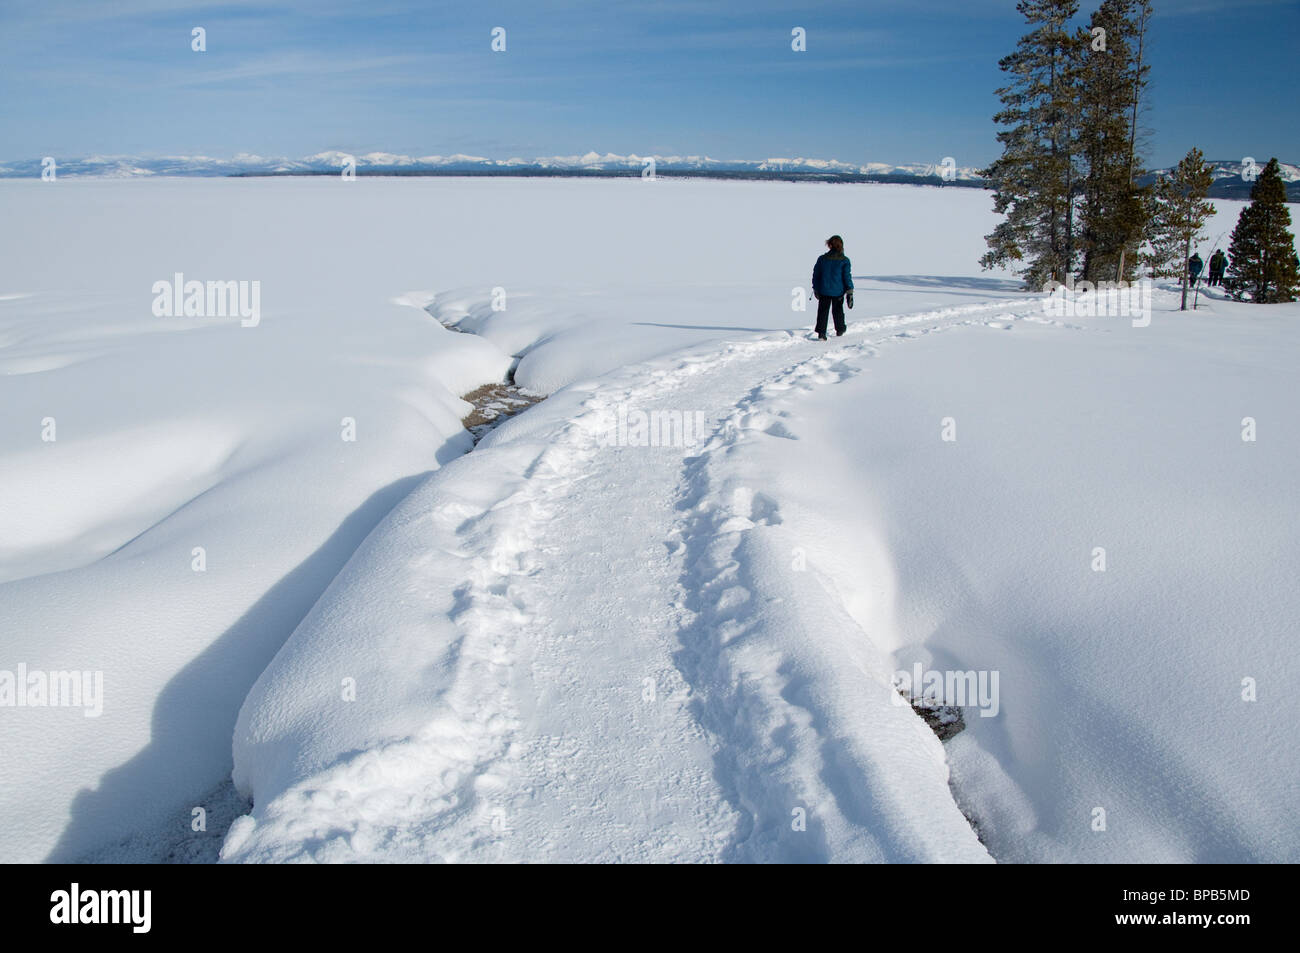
[3,177,1295,862]
[225,282,1300,862]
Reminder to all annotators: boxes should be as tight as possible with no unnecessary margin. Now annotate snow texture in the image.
[1,176,1295,863]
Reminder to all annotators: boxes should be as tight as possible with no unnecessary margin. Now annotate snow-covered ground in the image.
[1,177,1295,862]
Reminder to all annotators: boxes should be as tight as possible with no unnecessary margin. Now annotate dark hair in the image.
[826,235,845,255]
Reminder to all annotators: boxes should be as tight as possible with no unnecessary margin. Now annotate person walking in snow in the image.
[1208,249,1227,286]
[1187,253,1204,286]
[811,235,854,340]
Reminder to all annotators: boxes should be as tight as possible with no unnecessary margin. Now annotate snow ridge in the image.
[223,296,1025,862]
[667,309,1031,862]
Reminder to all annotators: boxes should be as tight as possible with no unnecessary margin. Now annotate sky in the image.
[1,0,1296,169]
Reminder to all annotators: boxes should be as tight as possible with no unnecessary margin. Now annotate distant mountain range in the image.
[0,150,988,185]
[2,151,1295,199]
[1143,158,1300,201]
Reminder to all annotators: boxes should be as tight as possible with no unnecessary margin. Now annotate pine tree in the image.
[1115,0,1153,280]
[1224,158,1299,303]
[980,0,1084,290]
[1075,0,1152,283]
[1143,148,1214,310]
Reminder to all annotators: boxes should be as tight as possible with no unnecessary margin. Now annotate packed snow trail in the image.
[223,299,1025,863]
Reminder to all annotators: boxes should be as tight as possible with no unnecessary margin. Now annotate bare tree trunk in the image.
[1117,4,1151,282]
[1180,210,1191,311]
[1066,166,1075,279]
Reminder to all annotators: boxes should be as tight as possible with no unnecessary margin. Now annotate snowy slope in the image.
[0,179,513,862]
[225,276,1300,862]
[742,298,1300,862]
[3,175,1294,863]
[223,309,1014,863]
[224,187,1298,862]
[0,176,1011,862]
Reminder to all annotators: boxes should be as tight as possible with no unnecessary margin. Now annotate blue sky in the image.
[2,0,1296,168]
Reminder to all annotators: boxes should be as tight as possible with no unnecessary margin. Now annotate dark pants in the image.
[815,295,845,337]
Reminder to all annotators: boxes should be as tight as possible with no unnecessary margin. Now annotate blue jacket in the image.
[813,253,853,298]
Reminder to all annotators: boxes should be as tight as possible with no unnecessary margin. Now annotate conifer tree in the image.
[1143,147,1214,310]
[1225,158,1299,303]
[980,0,1084,289]
[1076,0,1152,283]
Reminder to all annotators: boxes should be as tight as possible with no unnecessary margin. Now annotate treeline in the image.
[980,0,1297,304]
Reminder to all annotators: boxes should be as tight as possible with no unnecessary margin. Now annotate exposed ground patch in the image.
[900,693,967,742]
[435,317,545,442]
[461,382,544,442]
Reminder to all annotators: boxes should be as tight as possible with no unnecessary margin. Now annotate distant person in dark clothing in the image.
[811,235,854,340]
[1188,253,1204,285]
[1208,249,1227,286]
